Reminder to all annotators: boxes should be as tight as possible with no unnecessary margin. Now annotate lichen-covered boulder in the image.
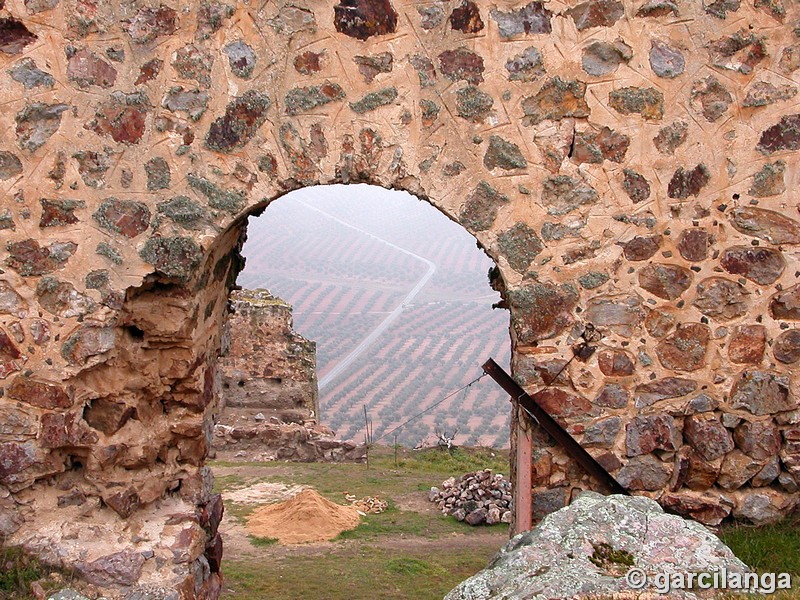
[445,492,749,600]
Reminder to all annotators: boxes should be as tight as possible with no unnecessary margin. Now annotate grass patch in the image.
[385,557,445,577]
[213,446,511,599]
[0,545,75,599]
[222,546,495,600]
[211,446,509,504]
[335,501,502,542]
[211,473,248,493]
[719,513,800,577]
[247,535,279,547]
[385,446,509,475]
[0,547,44,595]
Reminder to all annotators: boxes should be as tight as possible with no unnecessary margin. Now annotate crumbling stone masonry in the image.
[212,289,363,462]
[0,0,799,597]
[218,288,318,424]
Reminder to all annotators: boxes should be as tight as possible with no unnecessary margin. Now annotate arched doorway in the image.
[223,183,511,452]
[1,0,798,597]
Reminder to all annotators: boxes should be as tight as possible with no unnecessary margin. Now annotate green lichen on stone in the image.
[456,85,494,122]
[40,198,85,227]
[187,174,245,214]
[541,175,598,216]
[420,99,440,123]
[234,288,291,308]
[257,154,277,176]
[609,86,664,121]
[96,242,123,265]
[459,181,509,231]
[442,161,465,177]
[205,90,271,152]
[613,212,657,229]
[589,542,635,570]
[85,269,109,289]
[748,160,786,197]
[145,157,170,191]
[114,90,150,107]
[507,281,579,343]
[349,87,398,114]
[542,221,586,242]
[157,195,206,228]
[484,135,526,170]
[497,223,543,272]
[284,83,345,116]
[139,236,203,282]
[92,197,151,238]
[578,271,610,289]
[0,209,14,230]
[35,275,60,295]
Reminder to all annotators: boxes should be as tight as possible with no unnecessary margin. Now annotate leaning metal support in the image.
[482,358,628,528]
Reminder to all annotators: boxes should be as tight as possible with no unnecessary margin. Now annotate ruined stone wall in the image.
[0,0,799,596]
[218,288,318,423]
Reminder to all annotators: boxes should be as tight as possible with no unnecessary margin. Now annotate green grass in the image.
[0,547,44,595]
[335,501,502,542]
[247,535,279,547]
[222,546,495,600]
[719,513,800,578]
[210,446,509,502]
[212,473,247,494]
[385,557,446,577]
[0,546,75,599]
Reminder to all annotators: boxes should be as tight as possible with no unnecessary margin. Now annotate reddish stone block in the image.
[656,323,710,372]
[597,349,635,377]
[638,263,693,300]
[625,414,681,456]
[684,414,733,461]
[720,245,785,285]
[7,376,71,409]
[728,325,766,364]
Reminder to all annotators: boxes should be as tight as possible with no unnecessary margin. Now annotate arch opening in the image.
[215,183,512,459]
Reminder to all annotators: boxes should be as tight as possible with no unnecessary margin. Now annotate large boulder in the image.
[445,492,748,600]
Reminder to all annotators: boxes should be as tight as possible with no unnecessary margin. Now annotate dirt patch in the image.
[246,488,361,544]
[223,481,307,505]
[394,491,439,514]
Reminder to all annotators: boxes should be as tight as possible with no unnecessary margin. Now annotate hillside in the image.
[237,184,512,448]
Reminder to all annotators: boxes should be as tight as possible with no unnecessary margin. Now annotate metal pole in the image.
[482,358,628,497]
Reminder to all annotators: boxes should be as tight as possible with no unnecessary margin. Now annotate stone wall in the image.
[213,288,362,465]
[0,0,798,596]
[218,288,318,423]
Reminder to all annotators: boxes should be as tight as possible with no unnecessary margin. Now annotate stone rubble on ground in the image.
[429,469,512,525]
[344,494,388,514]
[213,420,366,463]
[445,492,750,600]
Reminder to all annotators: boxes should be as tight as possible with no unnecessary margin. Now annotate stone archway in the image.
[1,0,799,596]
[224,183,513,451]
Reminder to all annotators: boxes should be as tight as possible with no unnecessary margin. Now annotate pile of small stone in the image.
[345,494,388,514]
[429,469,513,525]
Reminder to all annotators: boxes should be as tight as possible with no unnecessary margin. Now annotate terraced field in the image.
[238,185,512,448]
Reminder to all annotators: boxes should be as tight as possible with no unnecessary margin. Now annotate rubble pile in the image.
[429,469,513,525]
[213,419,366,463]
[345,494,388,514]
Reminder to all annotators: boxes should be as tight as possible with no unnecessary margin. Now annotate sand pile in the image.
[246,488,361,544]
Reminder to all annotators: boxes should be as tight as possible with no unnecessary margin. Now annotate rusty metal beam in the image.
[513,419,533,534]
[482,358,629,496]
